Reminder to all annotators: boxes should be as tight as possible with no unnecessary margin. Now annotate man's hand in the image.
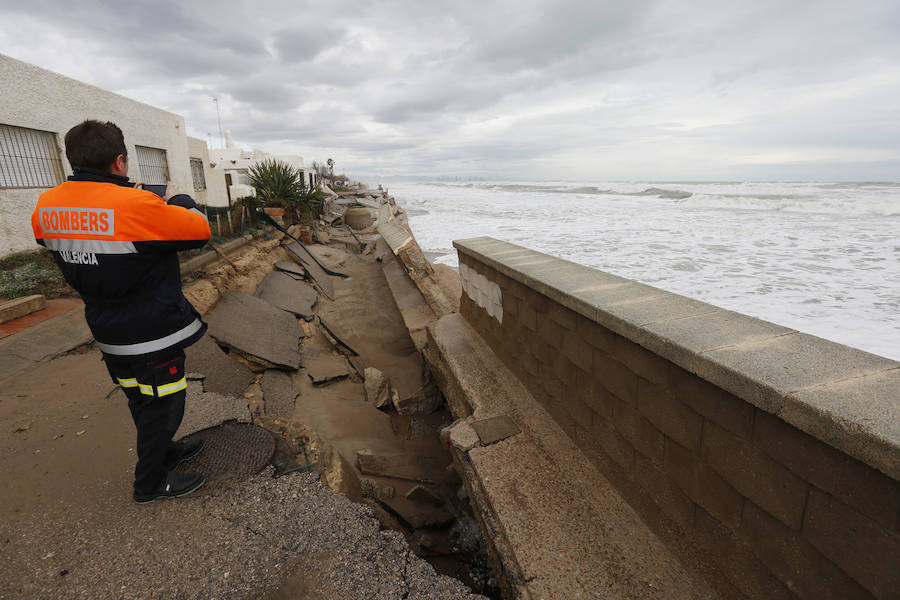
[163,182,179,202]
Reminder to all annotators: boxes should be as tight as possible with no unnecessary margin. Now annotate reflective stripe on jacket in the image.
[31,168,212,359]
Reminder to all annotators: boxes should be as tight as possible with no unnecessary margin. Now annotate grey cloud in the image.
[273,27,344,62]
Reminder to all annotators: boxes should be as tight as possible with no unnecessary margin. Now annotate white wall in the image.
[187,136,228,208]
[0,54,193,256]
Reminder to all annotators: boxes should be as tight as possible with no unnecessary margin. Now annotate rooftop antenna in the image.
[213,97,224,148]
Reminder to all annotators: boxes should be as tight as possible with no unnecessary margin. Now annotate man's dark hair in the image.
[64,120,127,171]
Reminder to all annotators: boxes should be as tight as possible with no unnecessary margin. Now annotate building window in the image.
[134,145,169,184]
[190,158,206,190]
[0,123,65,189]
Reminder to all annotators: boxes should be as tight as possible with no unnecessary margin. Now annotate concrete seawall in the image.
[437,236,898,598]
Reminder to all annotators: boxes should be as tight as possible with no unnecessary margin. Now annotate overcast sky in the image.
[2,0,899,180]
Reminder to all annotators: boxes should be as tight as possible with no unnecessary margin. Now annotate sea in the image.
[387,180,900,361]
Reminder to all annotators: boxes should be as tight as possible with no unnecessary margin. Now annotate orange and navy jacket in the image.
[31,167,211,360]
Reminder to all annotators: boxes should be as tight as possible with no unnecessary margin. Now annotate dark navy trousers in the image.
[105,351,187,494]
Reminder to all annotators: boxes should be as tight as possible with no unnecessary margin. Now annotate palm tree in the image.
[249,158,306,225]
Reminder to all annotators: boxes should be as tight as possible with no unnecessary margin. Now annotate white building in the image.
[209,130,318,205]
[0,54,225,256]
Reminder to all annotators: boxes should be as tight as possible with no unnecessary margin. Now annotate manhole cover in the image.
[176,422,275,483]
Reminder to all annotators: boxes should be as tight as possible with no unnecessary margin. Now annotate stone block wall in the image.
[455,237,900,600]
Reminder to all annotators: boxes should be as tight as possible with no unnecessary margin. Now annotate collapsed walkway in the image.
[0,210,486,599]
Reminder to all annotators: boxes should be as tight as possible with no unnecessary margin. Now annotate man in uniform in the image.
[31,120,212,503]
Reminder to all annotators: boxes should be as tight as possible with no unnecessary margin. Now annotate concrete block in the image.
[603,292,717,331]
[537,315,562,349]
[0,294,46,324]
[593,350,637,404]
[693,508,795,600]
[471,415,521,445]
[781,367,900,481]
[551,351,577,386]
[639,308,794,374]
[669,364,755,438]
[561,329,592,372]
[741,501,872,600]
[611,396,665,464]
[802,488,900,598]
[614,336,669,385]
[363,367,392,408]
[638,378,703,453]
[355,449,442,483]
[547,301,576,330]
[753,410,900,530]
[701,422,808,530]
[578,315,615,354]
[664,440,743,529]
[592,413,634,471]
[697,332,897,415]
[633,451,695,530]
[519,301,537,331]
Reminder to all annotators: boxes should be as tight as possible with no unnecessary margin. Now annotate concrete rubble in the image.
[364,366,393,408]
[259,369,300,420]
[1,187,503,599]
[184,333,255,397]
[206,289,303,370]
[255,271,318,319]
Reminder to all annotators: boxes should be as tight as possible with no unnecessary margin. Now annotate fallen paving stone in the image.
[260,369,300,420]
[318,316,359,355]
[285,242,335,299]
[255,271,318,319]
[176,381,251,437]
[206,290,302,370]
[307,362,349,385]
[302,324,350,385]
[364,367,392,408]
[442,420,480,452]
[381,491,455,529]
[360,477,395,502]
[470,415,521,445]
[393,388,443,416]
[274,260,306,279]
[185,335,255,397]
[347,356,366,378]
[356,449,443,483]
[406,485,444,506]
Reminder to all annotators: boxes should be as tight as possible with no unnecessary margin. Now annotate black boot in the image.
[133,471,206,504]
[165,438,205,470]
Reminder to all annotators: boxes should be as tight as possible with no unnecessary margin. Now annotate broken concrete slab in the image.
[347,356,366,378]
[355,449,443,483]
[176,381,251,438]
[307,362,349,385]
[318,316,359,356]
[184,335,255,398]
[393,387,443,416]
[364,367,392,409]
[360,478,395,503]
[441,420,480,453]
[255,272,318,319]
[301,324,350,386]
[0,294,46,324]
[259,369,300,420]
[471,415,521,445]
[206,290,302,370]
[406,485,444,506]
[285,242,335,300]
[274,260,306,279]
